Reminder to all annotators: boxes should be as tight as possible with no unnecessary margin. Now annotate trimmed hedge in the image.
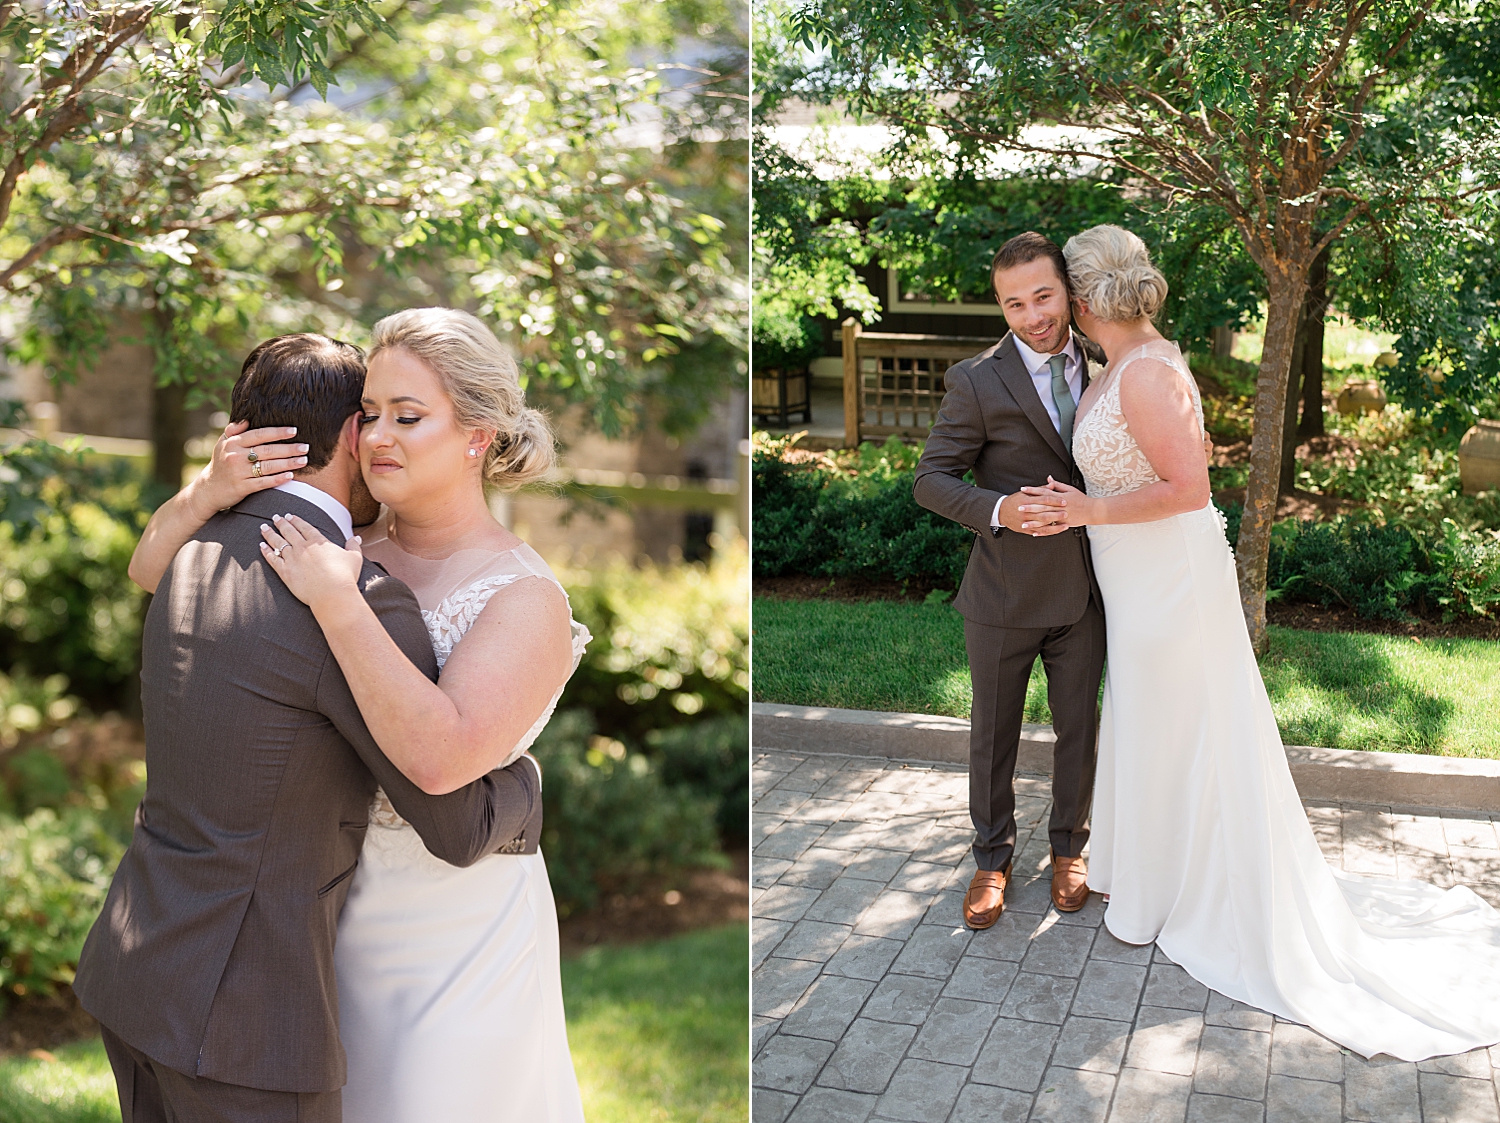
[761,437,1500,625]
[752,436,973,586]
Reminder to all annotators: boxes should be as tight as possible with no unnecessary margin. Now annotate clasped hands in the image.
[1000,478,1102,537]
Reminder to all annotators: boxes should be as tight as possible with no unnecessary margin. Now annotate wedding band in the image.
[251,461,263,478]
[246,450,259,465]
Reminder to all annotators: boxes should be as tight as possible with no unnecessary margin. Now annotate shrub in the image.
[530,710,725,917]
[648,713,749,843]
[1269,520,1427,620]
[752,435,974,586]
[751,306,823,371]
[560,548,748,795]
[1220,498,1500,624]
[0,444,146,712]
[1424,518,1500,619]
[0,808,122,1007]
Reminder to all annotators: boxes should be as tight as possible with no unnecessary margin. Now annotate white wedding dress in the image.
[1076,339,1500,1061]
[335,521,591,1121]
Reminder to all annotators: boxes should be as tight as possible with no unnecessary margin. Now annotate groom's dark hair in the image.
[991,232,1071,298]
[230,334,366,471]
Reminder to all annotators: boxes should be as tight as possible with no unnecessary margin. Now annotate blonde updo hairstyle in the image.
[1062,225,1169,323]
[367,307,555,491]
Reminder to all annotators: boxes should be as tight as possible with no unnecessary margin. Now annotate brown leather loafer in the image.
[963,864,1012,930]
[1051,855,1090,912]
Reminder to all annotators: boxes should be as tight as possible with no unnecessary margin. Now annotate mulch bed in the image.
[754,574,956,603]
[557,846,749,955]
[1211,486,1366,521]
[757,575,1500,642]
[0,989,98,1057]
[1264,602,1500,642]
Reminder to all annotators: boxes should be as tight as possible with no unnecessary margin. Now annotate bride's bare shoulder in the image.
[1117,356,1198,419]
[1118,354,1190,391]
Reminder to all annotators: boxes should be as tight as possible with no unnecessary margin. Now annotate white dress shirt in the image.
[991,335,1085,530]
[274,479,354,543]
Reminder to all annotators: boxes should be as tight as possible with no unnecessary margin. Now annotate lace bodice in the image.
[1072,340,1205,498]
[363,521,590,830]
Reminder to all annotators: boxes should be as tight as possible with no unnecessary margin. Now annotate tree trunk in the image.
[1297,251,1329,440]
[1211,325,1234,359]
[152,378,187,494]
[1278,304,1309,496]
[1235,271,1308,656]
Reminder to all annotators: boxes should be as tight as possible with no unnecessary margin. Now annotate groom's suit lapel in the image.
[993,332,1073,463]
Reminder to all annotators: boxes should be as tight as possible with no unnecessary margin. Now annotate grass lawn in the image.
[753,596,1500,758]
[0,1039,116,1123]
[562,924,747,1123]
[0,925,748,1123]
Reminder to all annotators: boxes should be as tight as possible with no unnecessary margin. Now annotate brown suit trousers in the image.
[102,1027,340,1123]
[914,332,1107,871]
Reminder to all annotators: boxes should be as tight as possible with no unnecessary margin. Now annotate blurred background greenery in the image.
[0,0,749,1119]
[0,431,749,1123]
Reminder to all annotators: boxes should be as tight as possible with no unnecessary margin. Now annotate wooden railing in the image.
[841,319,994,447]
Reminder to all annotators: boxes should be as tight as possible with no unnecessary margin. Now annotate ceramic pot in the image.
[1335,380,1387,416]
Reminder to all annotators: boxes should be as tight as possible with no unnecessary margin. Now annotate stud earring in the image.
[468,448,479,458]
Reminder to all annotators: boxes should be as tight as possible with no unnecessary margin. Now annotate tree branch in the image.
[0,225,90,289]
[282,0,413,98]
[1321,6,1432,178]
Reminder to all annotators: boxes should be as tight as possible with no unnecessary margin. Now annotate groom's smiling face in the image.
[993,256,1071,355]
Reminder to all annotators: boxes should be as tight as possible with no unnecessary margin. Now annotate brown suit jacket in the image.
[914,331,1104,629]
[74,488,542,1094]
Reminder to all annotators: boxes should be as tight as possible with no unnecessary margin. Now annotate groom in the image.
[74,334,542,1122]
[914,232,1106,929]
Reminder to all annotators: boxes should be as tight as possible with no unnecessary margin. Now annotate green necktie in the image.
[1049,352,1076,446]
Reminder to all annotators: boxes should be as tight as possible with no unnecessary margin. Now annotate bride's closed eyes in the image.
[359,413,423,426]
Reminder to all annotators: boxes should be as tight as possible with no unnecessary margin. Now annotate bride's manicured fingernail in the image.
[261,523,270,531]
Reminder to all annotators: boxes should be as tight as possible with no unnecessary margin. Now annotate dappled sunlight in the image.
[1261,629,1463,754]
[930,668,973,719]
[563,925,747,1123]
[757,600,1499,758]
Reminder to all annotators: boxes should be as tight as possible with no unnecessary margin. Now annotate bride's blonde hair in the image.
[368,308,555,491]
[1063,225,1169,323]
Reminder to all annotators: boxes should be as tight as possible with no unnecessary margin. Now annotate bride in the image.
[1018,224,1500,1061]
[129,308,588,1119]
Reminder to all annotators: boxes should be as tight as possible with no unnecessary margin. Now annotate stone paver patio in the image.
[751,748,1500,1123]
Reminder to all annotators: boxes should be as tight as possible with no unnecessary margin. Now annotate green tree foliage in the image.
[775,0,1500,652]
[4,0,745,456]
